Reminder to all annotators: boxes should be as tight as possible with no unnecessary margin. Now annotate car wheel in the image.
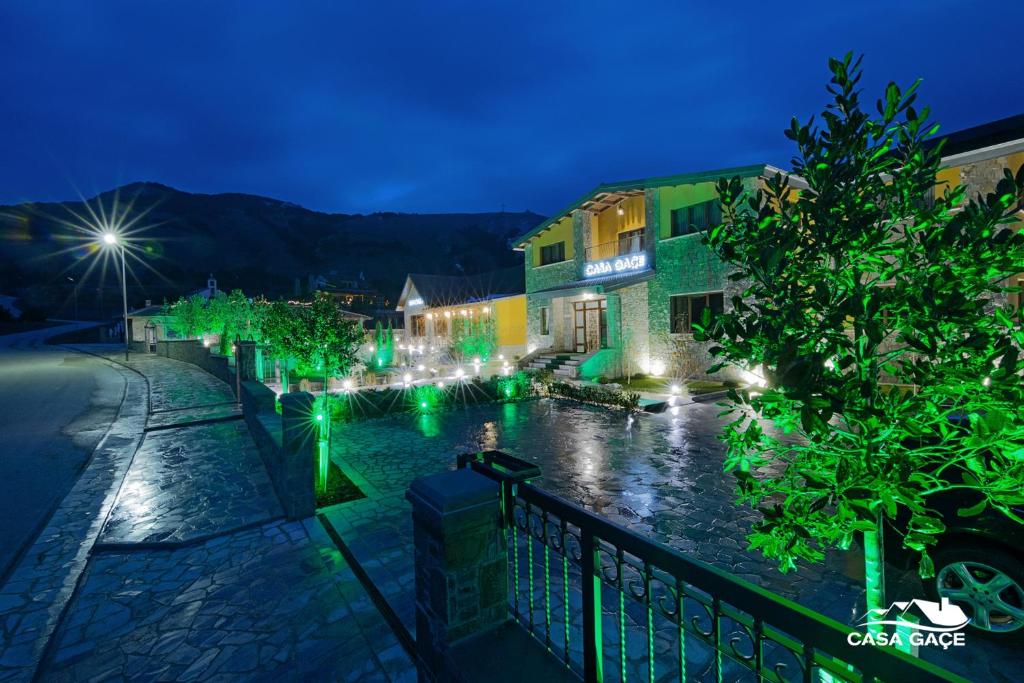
[926,544,1024,639]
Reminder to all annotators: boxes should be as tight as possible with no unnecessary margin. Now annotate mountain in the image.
[0,182,543,318]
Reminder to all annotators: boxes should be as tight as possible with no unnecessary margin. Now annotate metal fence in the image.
[459,452,964,683]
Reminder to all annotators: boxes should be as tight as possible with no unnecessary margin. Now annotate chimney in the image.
[145,299,152,307]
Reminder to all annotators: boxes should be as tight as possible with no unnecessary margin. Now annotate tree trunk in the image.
[862,512,886,637]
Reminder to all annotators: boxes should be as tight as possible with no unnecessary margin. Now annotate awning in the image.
[530,268,654,298]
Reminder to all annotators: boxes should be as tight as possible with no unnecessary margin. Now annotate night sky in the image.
[2,1,1022,215]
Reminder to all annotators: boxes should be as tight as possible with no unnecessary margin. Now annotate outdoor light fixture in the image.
[417,364,425,371]
[342,378,353,390]
[473,356,481,364]
[650,359,666,377]
[403,373,412,383]
[444,311,451,318]
[438,381,445,388]
[369,344,376,352]
[498,354,504,360]
[98,230,130,362]
[670,384,681,395]
[426,313,433,319]
[482,306,490,314]
[455,368,465,379]
[460,309,468,316]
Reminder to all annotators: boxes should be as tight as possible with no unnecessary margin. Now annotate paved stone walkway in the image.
[99,419,281,546]
[0,349,414,682]
[325,397,1023,683]
[0,358,146,681]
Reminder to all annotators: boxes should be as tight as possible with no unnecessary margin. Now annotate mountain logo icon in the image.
[858,597,970,633]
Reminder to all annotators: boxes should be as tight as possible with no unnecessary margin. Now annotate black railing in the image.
[460,452,965,683]
[585,233,646,263]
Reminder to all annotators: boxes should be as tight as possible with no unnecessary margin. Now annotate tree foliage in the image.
[698,54,1024,578]
[450,313,497,362]
[256,293,363,378]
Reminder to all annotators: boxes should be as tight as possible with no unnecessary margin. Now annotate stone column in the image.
[278,392,316,519]
[236,341,259,382]
[406,469,507,681]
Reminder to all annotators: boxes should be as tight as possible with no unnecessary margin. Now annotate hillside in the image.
[0,182,542,318]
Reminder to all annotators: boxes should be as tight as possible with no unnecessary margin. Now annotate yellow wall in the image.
[590,195,645,259]
[494,294,527,346]
[657,182,719,239]
[531,216,574,266]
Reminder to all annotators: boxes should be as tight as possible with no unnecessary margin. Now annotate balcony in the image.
[583,232,648,278]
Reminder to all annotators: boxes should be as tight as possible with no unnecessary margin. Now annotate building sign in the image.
[407,297,424,307]
[584,253,647,278]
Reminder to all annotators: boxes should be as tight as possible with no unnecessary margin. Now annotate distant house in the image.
[395,266,526,358]
[126,275,221,348]
[309,272,388,310]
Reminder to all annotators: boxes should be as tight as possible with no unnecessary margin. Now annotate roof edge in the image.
[513,163,771,248]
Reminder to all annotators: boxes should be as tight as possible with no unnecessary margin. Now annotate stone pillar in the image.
[278,392,316,519]
[236,341,259,382]
[406,470,507,681]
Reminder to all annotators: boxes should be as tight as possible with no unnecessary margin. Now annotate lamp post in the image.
[103,232,130,362]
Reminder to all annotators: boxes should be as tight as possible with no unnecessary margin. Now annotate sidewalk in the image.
[0,350,414,682]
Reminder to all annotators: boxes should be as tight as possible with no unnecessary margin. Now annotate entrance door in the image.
[573,300,607,353]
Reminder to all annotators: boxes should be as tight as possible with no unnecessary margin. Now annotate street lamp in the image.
[102,232,130,362]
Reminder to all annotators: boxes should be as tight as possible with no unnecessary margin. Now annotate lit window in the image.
[670,292,724,333]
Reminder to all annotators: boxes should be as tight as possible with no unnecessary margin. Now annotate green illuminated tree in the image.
[255,294,363,491]
[698,54,1024,630]
[165,294,208,338]
[450,314,497,361]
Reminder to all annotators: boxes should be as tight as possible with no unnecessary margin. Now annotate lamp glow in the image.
[102,232,118,245]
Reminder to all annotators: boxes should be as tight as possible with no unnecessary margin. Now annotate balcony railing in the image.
[585,233,646,263]
[459,452,964,683]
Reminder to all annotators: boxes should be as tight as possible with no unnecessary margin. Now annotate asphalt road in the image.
[0,325,125,579]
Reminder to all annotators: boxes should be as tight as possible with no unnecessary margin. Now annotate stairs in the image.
[525,352,588,379]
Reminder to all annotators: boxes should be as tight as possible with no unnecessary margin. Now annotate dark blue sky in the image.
[2,1,1022,215]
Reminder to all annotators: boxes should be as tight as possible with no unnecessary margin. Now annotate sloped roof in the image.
[513,163,776,249]
[399,266,524,310]
[927,112,1024,157]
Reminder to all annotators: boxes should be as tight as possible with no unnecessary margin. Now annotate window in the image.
[670,200,721,237]
[617,228,644,255]
[540,306,551,335]
[539,241,566,266]
[411,315,425,337]
[434,317,449,337]
[670,292,724,333]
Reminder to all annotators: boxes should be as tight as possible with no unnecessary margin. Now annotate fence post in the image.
[581,529,604,683]
[236,340,259,382]
[278,392,316,519]
[406,469,507,681]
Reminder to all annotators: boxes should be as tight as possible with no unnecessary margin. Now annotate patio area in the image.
[325,397,1023,682]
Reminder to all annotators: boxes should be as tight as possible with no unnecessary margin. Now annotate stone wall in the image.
[155,339,232,385]
[239,381,315,520]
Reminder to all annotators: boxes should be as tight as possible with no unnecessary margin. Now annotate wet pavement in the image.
[1,349,414,682]
[325,397,1023,683]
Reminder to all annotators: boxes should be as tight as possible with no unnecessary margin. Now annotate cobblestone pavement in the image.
[98,420,281,545]
[1,349,414,682]
[0,358,146,682]
[326,397,1023,683]
[44,520,411,682]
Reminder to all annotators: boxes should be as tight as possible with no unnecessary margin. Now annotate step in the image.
[553,367,577,378]
[527,361,551,370]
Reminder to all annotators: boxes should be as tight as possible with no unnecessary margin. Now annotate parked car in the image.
[887,490,1024,639]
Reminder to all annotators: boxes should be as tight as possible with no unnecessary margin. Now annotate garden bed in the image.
[315,460,366,508]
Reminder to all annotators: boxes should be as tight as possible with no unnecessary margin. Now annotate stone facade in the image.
[406,470,507,681]
[522,173,763,381]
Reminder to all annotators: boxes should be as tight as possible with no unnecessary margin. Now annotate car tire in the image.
[925,543,1024,640]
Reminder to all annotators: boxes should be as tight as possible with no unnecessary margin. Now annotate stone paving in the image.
[45,519,411,682]
[0,349,414,682]
[98,419,281,546]
[0,359,146,682]
[325,397,1024,683]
